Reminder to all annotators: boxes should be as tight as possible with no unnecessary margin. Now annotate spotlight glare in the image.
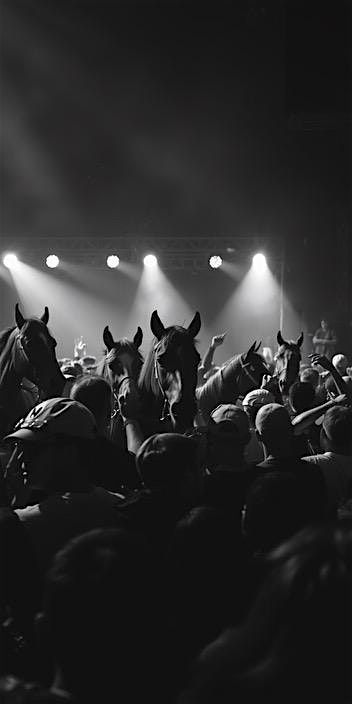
[143,254,158,268]
[46,254,59,269]
[3,253,19,269]
[252,253,267,272]
[209,255,223,269]
[106,255,120,269]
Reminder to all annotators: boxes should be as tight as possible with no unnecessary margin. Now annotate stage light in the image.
[46,254,59,269]
[3,253,19,269]
[106,255,120,269]
[209,255,223,269]
[143,254,158,268]
[252,253,267,272]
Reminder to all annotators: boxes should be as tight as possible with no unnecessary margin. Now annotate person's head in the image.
[320,406,352,455]
[242,389,275,426]
[207,405,251,469]
[4,398,98,501]
[197,524,352,701]
[79,355,97,373]
[300,366,320,389]
[321,318,329,331]
[70,375,113,436]
[42,528,163,701]
[136,432,200,508]
[332,353,348,376]
[255,403,293,458]
[61,363,82,379]
[288,381,315,414]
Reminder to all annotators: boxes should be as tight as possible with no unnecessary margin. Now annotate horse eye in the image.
[158,352,176,371]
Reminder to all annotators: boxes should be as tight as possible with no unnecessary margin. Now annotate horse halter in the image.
[153,354,171,422]
[237,354,266,389]
[14,333,35,379]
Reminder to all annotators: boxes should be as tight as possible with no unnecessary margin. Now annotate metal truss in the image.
[2,235,282,270]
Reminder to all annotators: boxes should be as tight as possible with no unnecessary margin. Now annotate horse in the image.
[96,325,144,445]
[265,330,304,401]
[138,310,201,434]
[0,304,67,438]
[196,340,269,421]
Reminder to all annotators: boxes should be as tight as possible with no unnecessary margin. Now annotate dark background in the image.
[1,0,351,352]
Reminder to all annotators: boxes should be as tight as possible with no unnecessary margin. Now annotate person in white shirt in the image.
[303,405,352,512]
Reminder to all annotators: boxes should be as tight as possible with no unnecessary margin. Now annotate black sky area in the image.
[0,0,351,326]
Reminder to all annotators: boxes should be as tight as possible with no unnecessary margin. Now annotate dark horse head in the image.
[0,304,65,436]
[97,325,144,392]
[274,330,304,396]
[138,310,201,433]
[196,340,269,416]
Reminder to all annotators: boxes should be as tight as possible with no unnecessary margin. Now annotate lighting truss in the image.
[1,236,282,271]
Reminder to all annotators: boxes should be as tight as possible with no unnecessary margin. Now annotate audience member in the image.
[303,406,352,513]
[4,398,124,574]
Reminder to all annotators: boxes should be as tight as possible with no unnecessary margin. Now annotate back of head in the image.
[44,528,162,701]
[210,404,251,447]
[136,432,199,493]
[255,403,292,456]
[70,375,112,433]
[332,353,348,375]
[321,406,352,454]
[300,366,320,389]
[289,381,315,413]
[242,388,275,425]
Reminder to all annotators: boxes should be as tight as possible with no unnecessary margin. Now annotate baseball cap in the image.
[255,403,292,437]
[136,433,198,489]
[210,404,250,443]
[242,388,275,408]
[4,397,98,443]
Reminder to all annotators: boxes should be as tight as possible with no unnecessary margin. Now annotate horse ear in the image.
[187,311,201,338]
[15,303,25,330]
[150,310,165,341]
[296,331,304,348]
[103,326,115,351]
[255,340,262,352]
[277,330,285,347]
[133,326,143,349]
[41,306,49,325]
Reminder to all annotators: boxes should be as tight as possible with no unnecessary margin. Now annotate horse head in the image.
[275,330,304,395]
[100,325,144,400]
[143,310,201,432]
[13,303,63,395]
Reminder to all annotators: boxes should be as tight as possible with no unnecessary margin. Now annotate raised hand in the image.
[74,336,87,358]
[309,353,333,371]
[211,332,227,348]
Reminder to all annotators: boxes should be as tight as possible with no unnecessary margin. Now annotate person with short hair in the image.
[253,403,327,520]
[312,318,337,360]
[70,375,141,494]
[303,406,352,513]
[242,389,275,465]
[41,528,171,703]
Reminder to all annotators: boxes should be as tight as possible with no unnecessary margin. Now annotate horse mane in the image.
[0,327,16,357]
[138,340,160,398]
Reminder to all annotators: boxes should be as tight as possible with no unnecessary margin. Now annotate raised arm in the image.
[309,354,352,402]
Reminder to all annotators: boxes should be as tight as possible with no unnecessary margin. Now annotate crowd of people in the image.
[1,320,352,703]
